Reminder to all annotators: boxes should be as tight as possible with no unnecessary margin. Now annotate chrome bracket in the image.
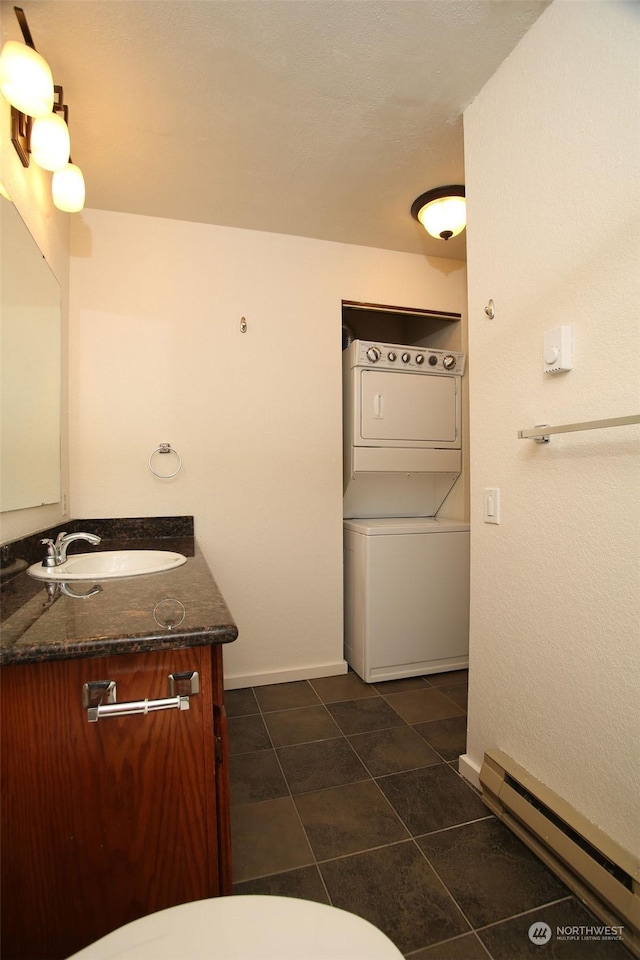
[533,425,551,443]
[83,674,199,722]
[83,680,117,722]
[168,670,199,697]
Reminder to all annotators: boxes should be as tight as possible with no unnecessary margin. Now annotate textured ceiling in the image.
[2,0,549,259]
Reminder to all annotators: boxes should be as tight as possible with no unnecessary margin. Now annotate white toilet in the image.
[68,895,404,959]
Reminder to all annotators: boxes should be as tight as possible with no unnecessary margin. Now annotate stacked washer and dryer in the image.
[343,340,470,682]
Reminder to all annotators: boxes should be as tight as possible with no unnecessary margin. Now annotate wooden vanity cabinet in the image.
[0,643,231,960]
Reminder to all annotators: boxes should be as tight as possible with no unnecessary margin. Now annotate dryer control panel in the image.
[350,340,466,375]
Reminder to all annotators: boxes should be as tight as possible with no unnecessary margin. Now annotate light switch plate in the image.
[484,487,500,524]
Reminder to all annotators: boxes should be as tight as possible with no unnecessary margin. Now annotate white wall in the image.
[0,15,71,544]
[463,0,639,856]
[69,211,467,687]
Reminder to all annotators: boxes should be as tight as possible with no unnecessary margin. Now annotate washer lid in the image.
[344,517,470,535]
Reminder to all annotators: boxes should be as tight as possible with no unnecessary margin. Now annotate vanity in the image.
[0,517,238,960]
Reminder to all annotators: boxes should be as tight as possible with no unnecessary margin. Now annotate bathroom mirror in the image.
[0,197,61,511]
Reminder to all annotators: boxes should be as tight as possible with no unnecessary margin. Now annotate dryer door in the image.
[359,369,458,445]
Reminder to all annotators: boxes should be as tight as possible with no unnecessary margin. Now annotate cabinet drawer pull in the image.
[87,696,189,722]
[83,678,196,723]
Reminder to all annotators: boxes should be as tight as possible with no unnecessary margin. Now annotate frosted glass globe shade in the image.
[418,196,466,240]
[31,112,70,171]
[52,163,85,212]
[0,40,54,117]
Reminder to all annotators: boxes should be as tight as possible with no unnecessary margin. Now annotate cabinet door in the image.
[1,646,219,960]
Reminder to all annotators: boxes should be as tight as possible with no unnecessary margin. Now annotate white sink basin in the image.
[28,550,187,581]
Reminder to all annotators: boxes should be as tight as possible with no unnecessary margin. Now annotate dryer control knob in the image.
[415,354,425,365]
[387,351,397,362]
[428,355,438,366]
[366,347,381,363]
[443,355,456,370]
[401,352,411,363]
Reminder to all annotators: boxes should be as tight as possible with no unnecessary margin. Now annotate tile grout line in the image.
[471,894,576,934]
[236,709,455,876]
[239,680,457,908]
[413,843,583,956]
[251,680,337,906]
[231,672,531,960]
[412,836,487,950]
[282,687,411,907]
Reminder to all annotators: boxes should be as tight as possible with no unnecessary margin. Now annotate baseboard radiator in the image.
[479,749,640,958]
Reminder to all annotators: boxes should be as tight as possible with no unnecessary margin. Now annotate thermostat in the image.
[544,325,573,374]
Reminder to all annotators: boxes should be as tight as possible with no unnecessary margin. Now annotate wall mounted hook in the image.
[484,299,495,319]
[240,317,247,333]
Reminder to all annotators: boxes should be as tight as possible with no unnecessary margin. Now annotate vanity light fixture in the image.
[411,185,466,241]
[0,6,85,211]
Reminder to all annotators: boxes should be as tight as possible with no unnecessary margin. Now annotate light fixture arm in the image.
[14,6,36,50]
[10,106,30,165]
[53,84,69,125]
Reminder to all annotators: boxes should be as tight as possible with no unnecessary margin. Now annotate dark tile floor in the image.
[226,669,633,959]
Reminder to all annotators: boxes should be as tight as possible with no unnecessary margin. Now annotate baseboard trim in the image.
[224,660,349,690]
[458,752,481,789]
[479,749,640,959]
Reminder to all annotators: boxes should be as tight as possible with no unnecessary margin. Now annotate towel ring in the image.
[153,598,186,630]
[149,443,182,479]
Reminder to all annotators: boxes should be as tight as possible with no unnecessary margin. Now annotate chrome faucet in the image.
[40,531,102,567]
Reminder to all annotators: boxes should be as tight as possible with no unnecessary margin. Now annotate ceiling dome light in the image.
[52,162,85,212]
[0,39,54,117]
[30,111,70,171]
[411,186,466,241]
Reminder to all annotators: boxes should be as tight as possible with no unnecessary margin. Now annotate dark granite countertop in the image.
[0,517,238,666]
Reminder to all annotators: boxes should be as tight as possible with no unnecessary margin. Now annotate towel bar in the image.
[518,414,640,443]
